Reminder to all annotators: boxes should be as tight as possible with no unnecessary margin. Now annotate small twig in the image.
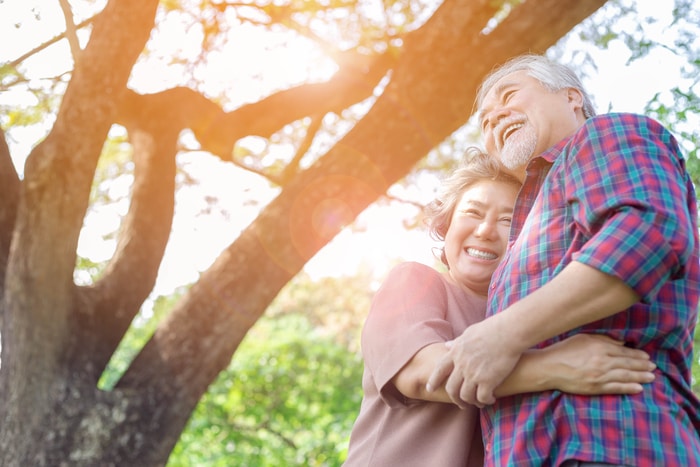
[5,15,96,69]
[280,114,323,183]
[58,0,83,63]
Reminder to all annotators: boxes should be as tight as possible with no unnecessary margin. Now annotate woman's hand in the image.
[538,333,655,395]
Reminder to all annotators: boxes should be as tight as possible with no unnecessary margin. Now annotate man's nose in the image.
[484,107,509,129]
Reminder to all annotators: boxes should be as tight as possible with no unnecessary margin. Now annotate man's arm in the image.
[426,261,640,407]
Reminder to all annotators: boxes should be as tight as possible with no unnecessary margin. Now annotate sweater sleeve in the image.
[361,262,454,407]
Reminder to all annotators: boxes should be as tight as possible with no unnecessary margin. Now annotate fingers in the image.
[602,382,645,394]
[618,357,656,372]
[605,367,656,385]
[445,372,471,409]
[603,341,649,358]
[585,349,656,388]
[426,356,454,394]
[579,366,656,395]
[598,352,656,373]
[577,335,654,376]
[612,346,651,362]
[474,384,496,407]
[594,375,652,395]
[586,335,651,361]
[426,345,483,409]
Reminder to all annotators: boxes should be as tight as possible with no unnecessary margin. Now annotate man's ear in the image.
[567,87,584,113]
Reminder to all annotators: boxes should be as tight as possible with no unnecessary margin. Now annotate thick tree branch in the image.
[74,123,179,382]
[486,0,607,55]
[117,50,395,159]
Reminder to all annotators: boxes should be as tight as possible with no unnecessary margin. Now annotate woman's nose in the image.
[475,220,496,238]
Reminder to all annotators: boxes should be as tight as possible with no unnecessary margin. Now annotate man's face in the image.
[479,70,583,174]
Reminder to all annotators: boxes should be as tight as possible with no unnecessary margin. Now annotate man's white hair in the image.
[476,54,597,120]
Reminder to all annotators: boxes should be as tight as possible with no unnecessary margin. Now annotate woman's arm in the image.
[393,343,454,403]
[494,333,655,397]
[394,334,655,404]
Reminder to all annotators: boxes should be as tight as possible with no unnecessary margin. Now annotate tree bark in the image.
[0,0,607,464]
[0,128,20,305]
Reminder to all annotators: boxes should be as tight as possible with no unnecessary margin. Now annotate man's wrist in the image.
[490,310,530,356]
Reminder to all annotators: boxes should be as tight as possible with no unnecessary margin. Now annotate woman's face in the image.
[443,179,518,296]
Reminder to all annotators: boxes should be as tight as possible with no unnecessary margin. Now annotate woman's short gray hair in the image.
[424,147,521,267]
[475,54,596,120]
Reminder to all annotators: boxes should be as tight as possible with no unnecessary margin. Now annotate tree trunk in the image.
[0,0,607,464]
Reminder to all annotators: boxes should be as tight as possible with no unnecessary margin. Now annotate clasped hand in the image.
[426,317,520,409]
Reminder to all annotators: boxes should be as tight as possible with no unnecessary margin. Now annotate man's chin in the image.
[499,154,525,171]
[499,146,534,170]
[503,160,525,171]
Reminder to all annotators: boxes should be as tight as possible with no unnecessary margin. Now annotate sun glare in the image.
[130,10,337,107]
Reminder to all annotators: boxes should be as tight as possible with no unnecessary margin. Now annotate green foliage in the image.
[98,292,184,390]
[645,88,700,187]
[96,268,372,465]
[165,271,374,465]
[168,313,364,466]
[267,271,376,352]
[570,0,700,190]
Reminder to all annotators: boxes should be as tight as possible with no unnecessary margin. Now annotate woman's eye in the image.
[462,209,481,217]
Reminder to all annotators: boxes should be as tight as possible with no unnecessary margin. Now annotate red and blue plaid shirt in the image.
[484,113,700,466]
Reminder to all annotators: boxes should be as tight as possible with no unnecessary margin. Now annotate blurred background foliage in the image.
[99,271,373,466]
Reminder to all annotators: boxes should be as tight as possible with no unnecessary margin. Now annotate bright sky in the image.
[0,0,696,298]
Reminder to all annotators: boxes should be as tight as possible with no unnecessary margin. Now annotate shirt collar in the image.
[539,135,570,164]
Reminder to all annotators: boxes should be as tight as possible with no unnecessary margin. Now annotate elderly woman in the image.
[344,149,655,466]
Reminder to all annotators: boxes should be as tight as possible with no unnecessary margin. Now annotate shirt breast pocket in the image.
[519,204,570,280]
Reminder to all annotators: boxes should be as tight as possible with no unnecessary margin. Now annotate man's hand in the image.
[426,315,523,408]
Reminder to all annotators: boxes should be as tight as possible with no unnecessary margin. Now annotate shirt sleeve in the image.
[361,262,455,407]
[564,114,696,302]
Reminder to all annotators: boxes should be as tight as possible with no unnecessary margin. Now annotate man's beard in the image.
[499,125,537,171]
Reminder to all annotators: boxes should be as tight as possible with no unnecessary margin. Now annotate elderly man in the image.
[428,54,700,466]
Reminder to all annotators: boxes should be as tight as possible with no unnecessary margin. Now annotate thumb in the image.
[426,358,454,392]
